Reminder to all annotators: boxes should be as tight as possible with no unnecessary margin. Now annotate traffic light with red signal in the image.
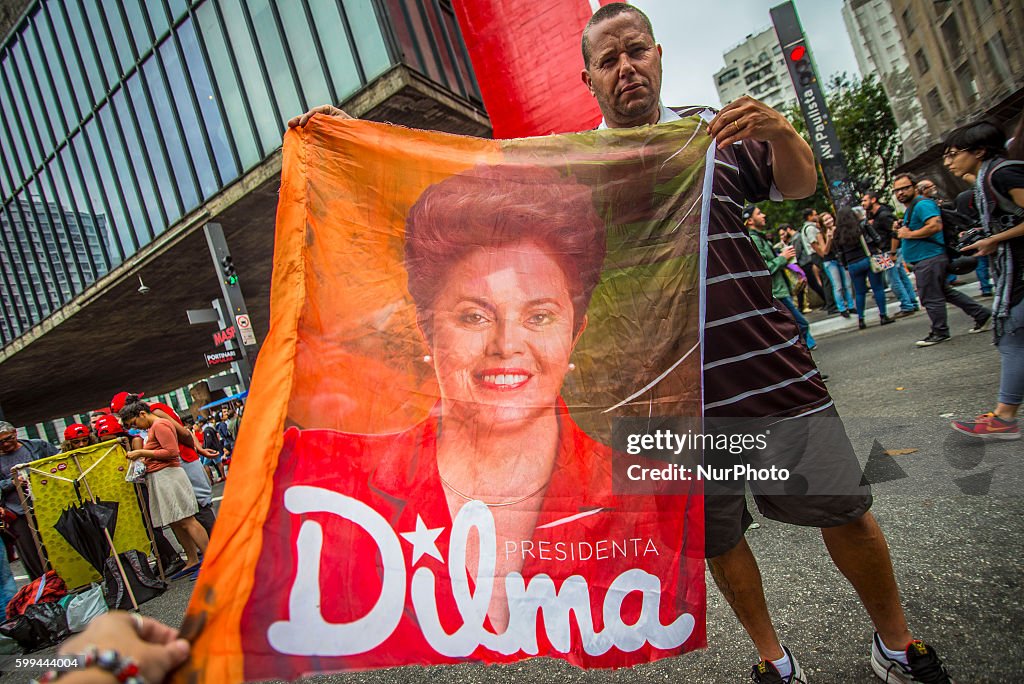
[788,44,815,87]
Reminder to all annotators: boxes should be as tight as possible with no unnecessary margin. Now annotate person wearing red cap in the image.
[118,403,209,578]
[111,393,218,537]
[95,416,188,577]
[60,423,96,453]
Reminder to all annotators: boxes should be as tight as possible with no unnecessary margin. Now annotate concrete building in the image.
[0,0,489,426]
[889,0,1024,184]
[714,27,799,113]
[842,0,930,160]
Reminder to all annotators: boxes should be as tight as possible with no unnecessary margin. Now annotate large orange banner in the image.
[181,117,712,681]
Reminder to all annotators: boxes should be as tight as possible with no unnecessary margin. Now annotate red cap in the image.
[94,415,125,439]
[64,423,90,440]
[110,391,145,413]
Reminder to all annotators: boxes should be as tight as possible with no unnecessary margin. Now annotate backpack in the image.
[906,197,977,259]
[982,159,1024,226]
[101,549,167,609]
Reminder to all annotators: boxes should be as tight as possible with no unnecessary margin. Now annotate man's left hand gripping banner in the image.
[180,116,712,682]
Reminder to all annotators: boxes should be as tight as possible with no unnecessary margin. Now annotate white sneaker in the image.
[870,633,956,683]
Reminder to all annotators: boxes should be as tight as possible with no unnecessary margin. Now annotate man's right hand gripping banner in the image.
[181,116,714,681]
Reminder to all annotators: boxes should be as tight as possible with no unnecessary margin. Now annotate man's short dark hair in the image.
[581,2,655,66]
[894,173,916,186]
[863,190,881,202]
[801,208,817,221]
[943,120,1007,160]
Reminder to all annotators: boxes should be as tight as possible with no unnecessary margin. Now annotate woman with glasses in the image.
[944,121,1024,441]
[118,403,210,578]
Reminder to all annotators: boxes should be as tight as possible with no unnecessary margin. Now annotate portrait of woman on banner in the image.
[240,164,704,676]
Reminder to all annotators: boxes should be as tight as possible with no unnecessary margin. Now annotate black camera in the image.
[956,225,988,253]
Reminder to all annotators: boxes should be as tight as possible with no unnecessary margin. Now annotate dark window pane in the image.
[308,0,361,99]
[39,162,93,288]
[11,41,53,159]
[342,0,390,81]
[123,73,181,224]
[220,0,280,155]
[0,61,32,181]
[82,0,121,84]
[179,18,240,182]
[102,94,163,233]
[53,153,110,279]
[100,1,137,73]
[12,189,59,312]
[22,24,67,146]
[61,0,106,103]
[46,0,94,115]
[81,117,138,255]
[159,35,218,198]
[26,177,78,297]
[71,131,124,266]
[277,2,333,109]
[169,0,188,18]
[32,8,80,131]
[142,53,199,212]
[145,0,171,42]
[246,0,303,120]
[122,0,153,55]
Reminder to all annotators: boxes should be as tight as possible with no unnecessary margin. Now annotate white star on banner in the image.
[399,515,444,565]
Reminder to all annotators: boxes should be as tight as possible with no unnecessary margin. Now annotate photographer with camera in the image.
[945,120,1024,441]
[893,174,991,347]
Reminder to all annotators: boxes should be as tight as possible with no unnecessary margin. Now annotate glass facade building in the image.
[0,0,482,348]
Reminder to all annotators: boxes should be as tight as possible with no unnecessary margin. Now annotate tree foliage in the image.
[759,73,902,230]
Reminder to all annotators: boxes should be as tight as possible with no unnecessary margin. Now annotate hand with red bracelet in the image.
[53,612,189,683]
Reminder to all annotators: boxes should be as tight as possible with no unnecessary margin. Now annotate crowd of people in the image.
[0,392,244,613]
[745,117,1022,445]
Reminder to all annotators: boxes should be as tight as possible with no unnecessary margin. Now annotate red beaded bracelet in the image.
[31,646,145,684]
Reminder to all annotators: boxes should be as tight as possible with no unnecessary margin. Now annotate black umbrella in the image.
[53,499,120,573]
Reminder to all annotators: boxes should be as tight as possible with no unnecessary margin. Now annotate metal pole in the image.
[204,222,258,390]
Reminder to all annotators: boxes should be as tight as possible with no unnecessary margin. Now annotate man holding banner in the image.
[219,4,957,684]
[577,5,955,683]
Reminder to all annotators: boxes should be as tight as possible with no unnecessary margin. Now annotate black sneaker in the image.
[916,333,950,347]
[870,633,956,683]
[968,313,991,333]
[751,646,807,683]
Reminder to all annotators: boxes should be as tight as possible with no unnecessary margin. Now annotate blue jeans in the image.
[824,259,854,312]
[886,249,918,312]
[997,301,1024,406]
[847,257,889,319]
[0,554,16,611]
[780,296,816,349]
[976,256,993,295]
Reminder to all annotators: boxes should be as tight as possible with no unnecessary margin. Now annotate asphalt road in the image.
[4,295,1021,683]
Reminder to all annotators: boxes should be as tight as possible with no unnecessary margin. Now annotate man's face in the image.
[806,210,818,223]
[0,431,19,455]
[860,194,876,214]
[916,181,937,198]
[581,13,663,129]
[893,178,917,206]
[746,208,766,229]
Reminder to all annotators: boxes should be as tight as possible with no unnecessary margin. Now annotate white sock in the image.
[879,637,910,665]
[771,652,793,680]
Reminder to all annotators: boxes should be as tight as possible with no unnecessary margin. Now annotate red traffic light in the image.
[789,46,806,61]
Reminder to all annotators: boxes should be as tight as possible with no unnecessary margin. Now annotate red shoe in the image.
[951,413,1020,440]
